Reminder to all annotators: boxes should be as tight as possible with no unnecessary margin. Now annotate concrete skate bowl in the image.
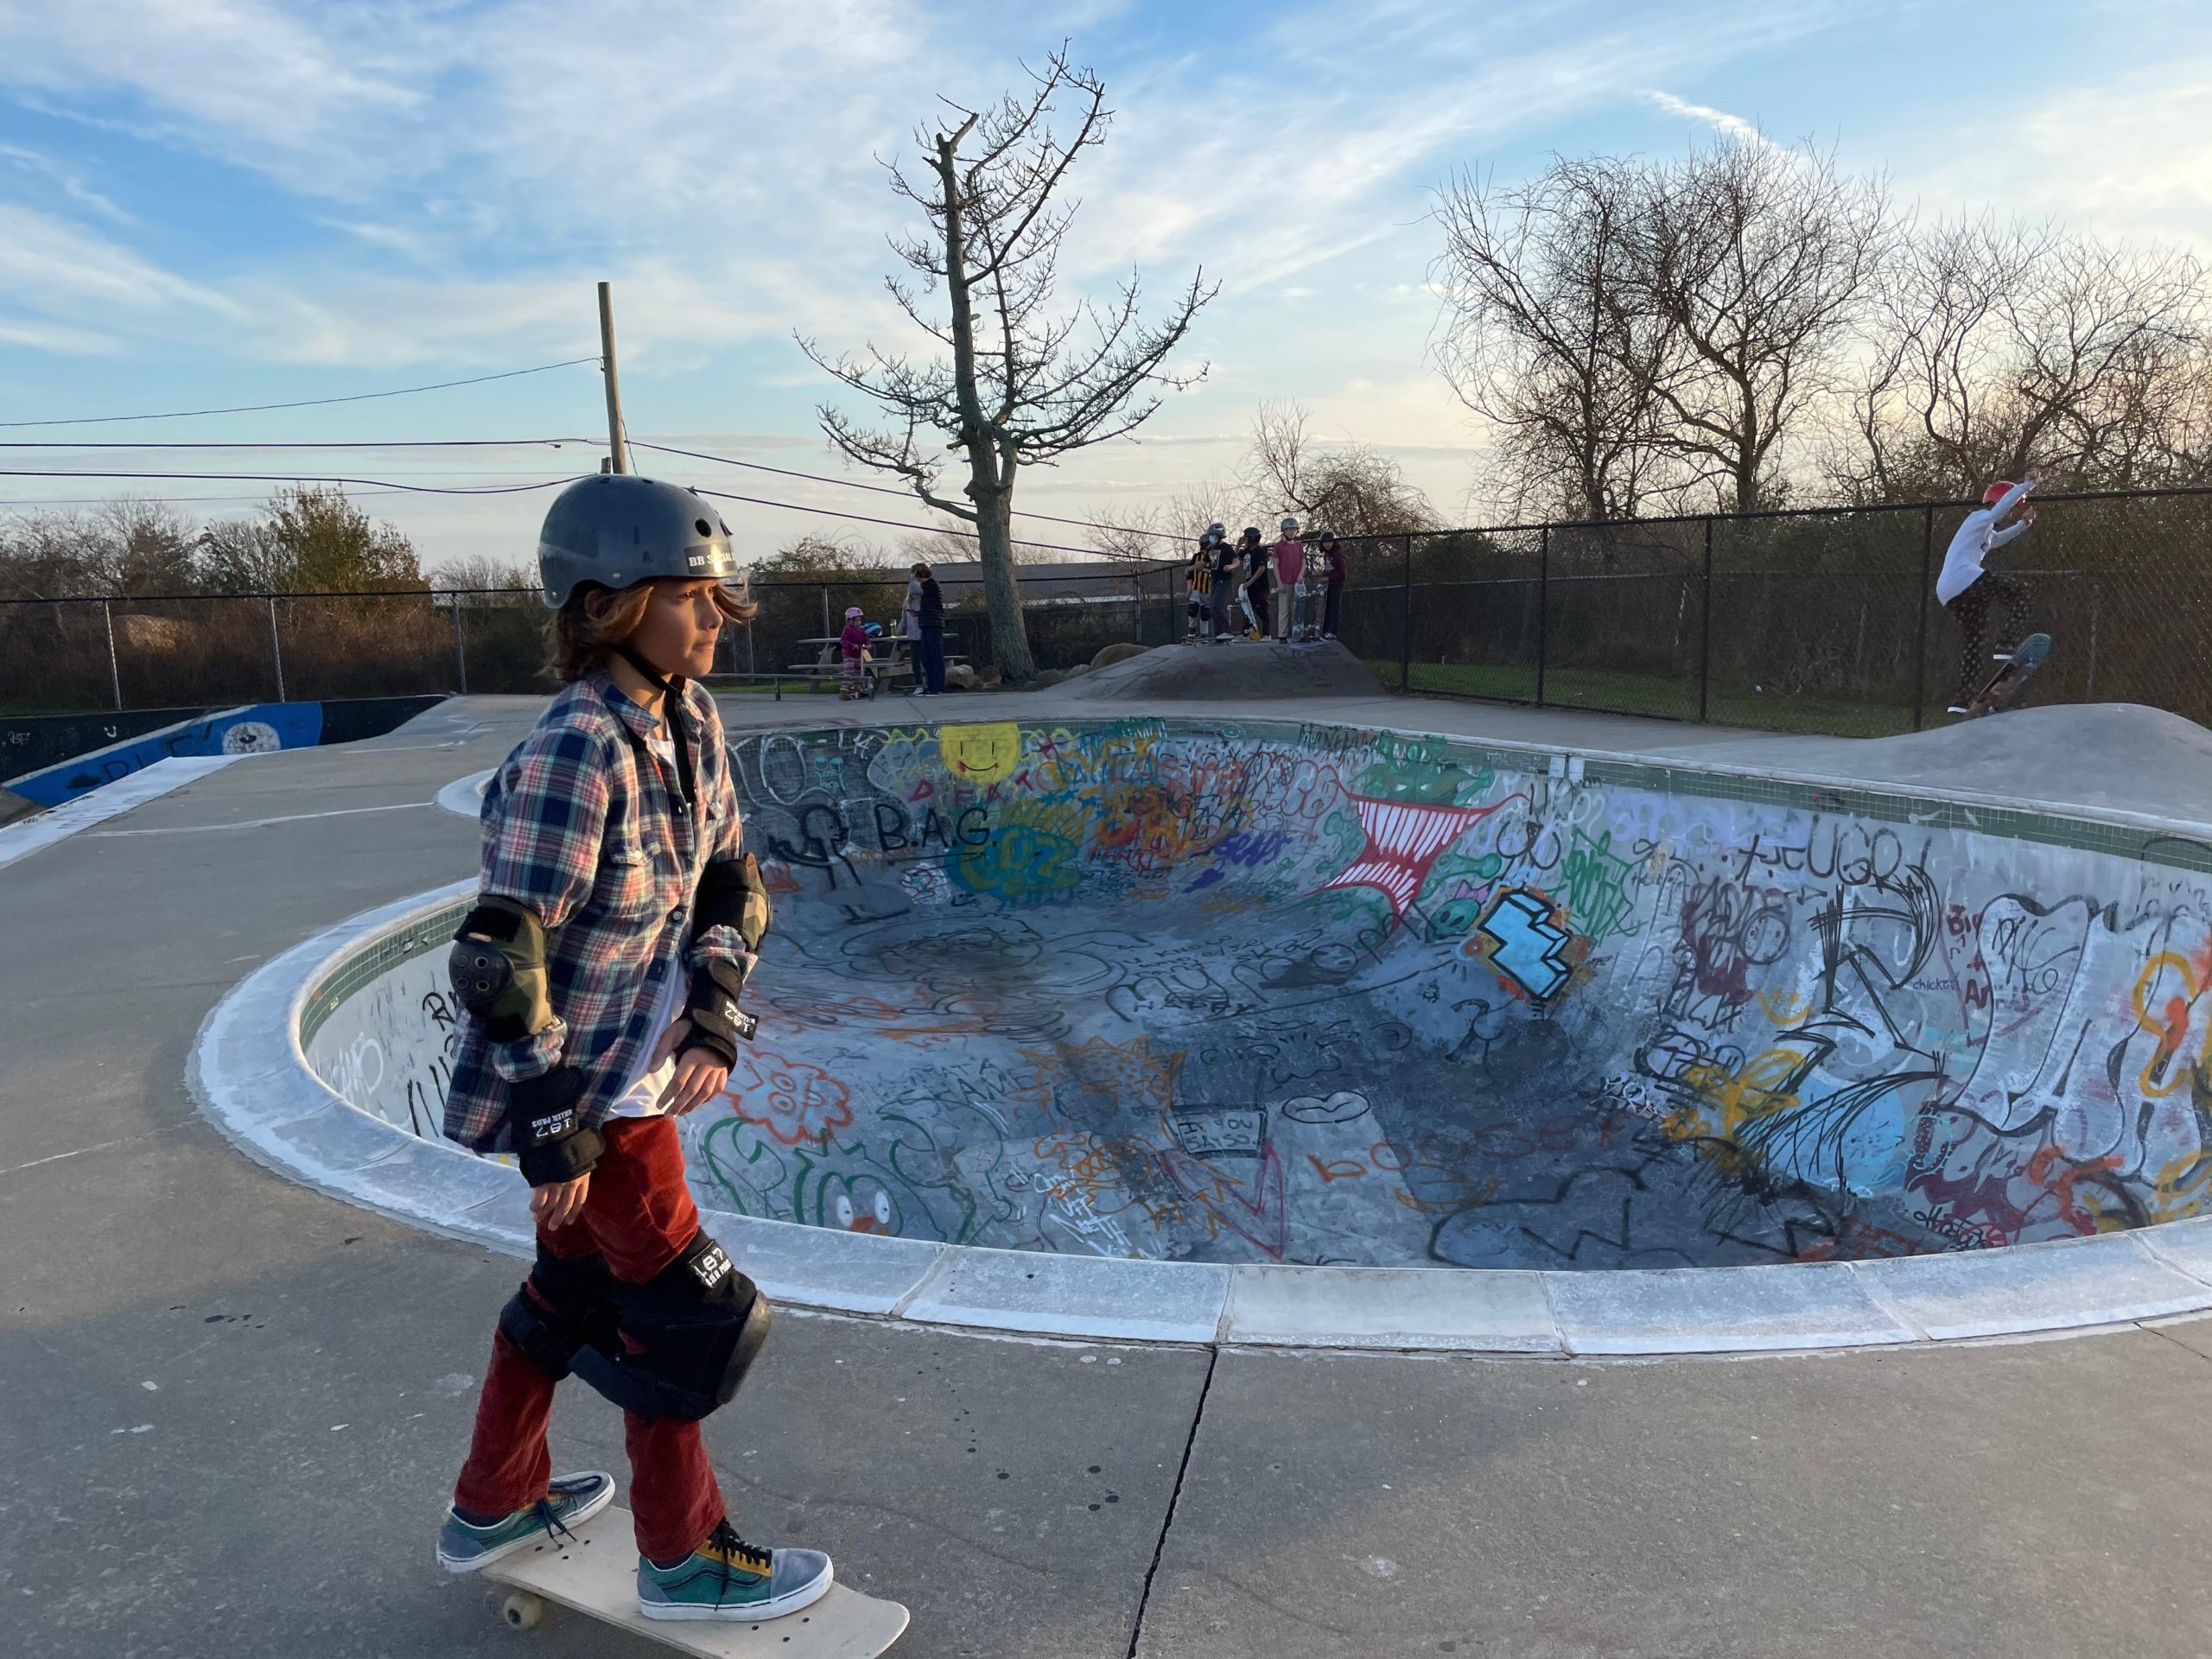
[200,714,2212,1352]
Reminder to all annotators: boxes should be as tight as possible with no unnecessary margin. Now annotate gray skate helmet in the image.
[536,474,738,610]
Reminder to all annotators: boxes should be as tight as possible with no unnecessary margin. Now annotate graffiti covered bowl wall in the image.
[713,717,2212,1269]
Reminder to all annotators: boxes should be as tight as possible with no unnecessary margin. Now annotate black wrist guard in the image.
[507,1067,603,1186]
[680,958,757,1070]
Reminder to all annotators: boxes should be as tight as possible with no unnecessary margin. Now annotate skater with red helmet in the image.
[1936,474,2039,715]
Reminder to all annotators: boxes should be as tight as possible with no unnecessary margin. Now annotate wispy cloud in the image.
[1932,59,2212,251]
[0,316,120,355]
[1640,89,1770,145]
[0,203,240,322]
[0,141,130,221]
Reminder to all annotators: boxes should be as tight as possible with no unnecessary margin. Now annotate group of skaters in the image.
[1168,475,2048,714]
[1186,517,1348,645]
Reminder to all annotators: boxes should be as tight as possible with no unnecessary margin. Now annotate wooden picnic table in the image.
[787,633,968,690]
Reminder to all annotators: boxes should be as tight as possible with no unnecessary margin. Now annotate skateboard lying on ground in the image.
[1965,631,2051,718]
[483,1506,909,1657]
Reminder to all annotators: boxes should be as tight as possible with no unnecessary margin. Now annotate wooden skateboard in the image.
[483,1506,909,1657]
[1966,631,2051,718]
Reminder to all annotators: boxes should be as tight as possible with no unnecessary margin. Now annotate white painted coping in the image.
[188,883,2212,1355]
[434,768,493,820]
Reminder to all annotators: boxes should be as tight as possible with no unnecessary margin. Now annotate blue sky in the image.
[1,0,2208,569]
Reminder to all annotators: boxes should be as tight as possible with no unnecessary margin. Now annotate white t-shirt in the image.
[607,728,690,1120]
[607,965,687,1119]
[1936,481,2032,605]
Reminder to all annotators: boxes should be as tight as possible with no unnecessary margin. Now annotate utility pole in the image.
[598,281,628,474]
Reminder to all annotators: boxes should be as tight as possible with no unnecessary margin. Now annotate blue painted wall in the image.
[9,703,326,808]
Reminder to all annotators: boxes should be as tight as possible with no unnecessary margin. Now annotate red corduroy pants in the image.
[453,1116,725,1562]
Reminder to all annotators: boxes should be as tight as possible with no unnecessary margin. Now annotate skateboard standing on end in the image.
[1963,631,2051,718]
[484,1505,909,1657]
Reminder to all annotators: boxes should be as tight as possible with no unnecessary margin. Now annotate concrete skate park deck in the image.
[9,670,2212,1658]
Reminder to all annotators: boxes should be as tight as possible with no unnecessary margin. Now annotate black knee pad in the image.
[569,1232,771,1422]
[497,1245,620,1382]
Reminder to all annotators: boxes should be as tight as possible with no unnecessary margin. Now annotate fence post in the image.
[450,597,468,696]
[1910,504,1934,731]
[1697,516,1713,723]
[1535,524,1549,707]
[2079,579,2096,698]
[102,599,124,711]
[1399,535,1413,691]
[267,595,287,702]
[820,586,831,645]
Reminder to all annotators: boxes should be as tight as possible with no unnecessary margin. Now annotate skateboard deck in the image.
[482,1506,908,1657]
[1967,631,2051,717]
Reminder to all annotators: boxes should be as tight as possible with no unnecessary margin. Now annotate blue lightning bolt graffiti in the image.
[1476,888,1575,1000]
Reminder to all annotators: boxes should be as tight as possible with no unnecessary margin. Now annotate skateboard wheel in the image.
[500,1592,545,1630]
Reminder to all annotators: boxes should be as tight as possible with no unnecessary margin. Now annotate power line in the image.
[0,468,572,497]
[0,463,1170,560]
[689,486,1128,562]
[0,358,603,430]
[0,427,1192,543]
[0,437,593,451]
[0,490,423,508]
[629,438,1185,543]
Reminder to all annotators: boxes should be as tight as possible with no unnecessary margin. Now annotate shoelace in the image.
[530,1494,581,1550]
[701,1519,772,1605]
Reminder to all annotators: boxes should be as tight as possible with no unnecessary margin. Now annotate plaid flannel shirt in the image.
[442,671,753,1153]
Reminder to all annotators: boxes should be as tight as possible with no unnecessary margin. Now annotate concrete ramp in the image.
[1065,639,1384,702]
[1697,703,2212,820]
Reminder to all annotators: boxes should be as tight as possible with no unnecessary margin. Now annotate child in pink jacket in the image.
[838,607,868,700]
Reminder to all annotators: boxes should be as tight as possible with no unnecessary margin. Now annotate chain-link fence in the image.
[8,491,2206,733]
[1340,484,2212,735]
[0,564,1188,719]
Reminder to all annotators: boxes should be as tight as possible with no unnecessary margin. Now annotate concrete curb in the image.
[187,886,2212,1357]
[434,768,493,820]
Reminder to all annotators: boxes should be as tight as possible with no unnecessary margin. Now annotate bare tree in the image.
[429,552,537,594]
[1076,500,1179,565]
[1433,160,1681,520]
[798,48,1214,680]
[1842,216,2209,499]
[1622,136,1895,512]
[1246,400,1437,535]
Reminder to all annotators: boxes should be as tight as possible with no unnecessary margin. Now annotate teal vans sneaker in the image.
[435,1471,615,1573]
[637,1519,833,1622]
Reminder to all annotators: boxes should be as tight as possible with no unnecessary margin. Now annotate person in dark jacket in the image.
[1211,531,1242,643]
[1236,526,1269,640]
[912,563,947,695]
[1316,531,1347,639]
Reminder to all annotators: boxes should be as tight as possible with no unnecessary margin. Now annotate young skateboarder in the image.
[1211,529,1243,643]
[1270,518,1305,642]
[1188,524,1224,640]
[435,474,832,1624]
[839,606,868,700]
[1937,475,2039,715]
[1315,531,1346,639]
[1235,525,1269,640]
